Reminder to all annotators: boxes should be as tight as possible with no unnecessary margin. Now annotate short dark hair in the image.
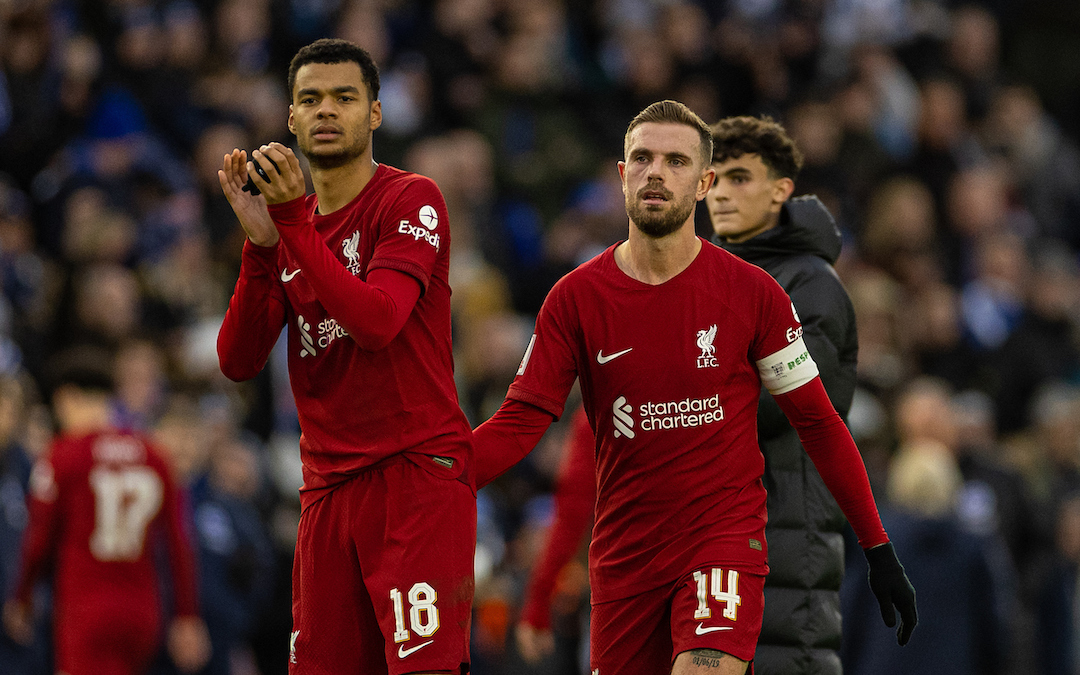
[709,116,804,180]
[625,100,714,169]
[287,38,380,102]
[45,345,115,398]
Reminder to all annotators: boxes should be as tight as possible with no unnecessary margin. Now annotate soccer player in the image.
[706,116,858,675]
[2,348,210,675]
[473,100,916,675]
[216,38,475,675]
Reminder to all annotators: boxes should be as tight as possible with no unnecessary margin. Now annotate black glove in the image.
[865,542,918,645]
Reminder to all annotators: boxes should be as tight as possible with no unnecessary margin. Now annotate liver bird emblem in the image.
[697,324,717,358]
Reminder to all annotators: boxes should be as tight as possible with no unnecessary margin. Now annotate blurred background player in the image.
[1,345,210,675]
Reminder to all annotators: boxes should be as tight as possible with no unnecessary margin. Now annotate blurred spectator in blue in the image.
[112,338,169,432]
[983,83,1080,252]
[992,241,1080,433]
[155,397,275,675]
[958,229,1029,353]
[0,177,58,378]
[845,266,909,396]
[944,5,1003,123]
[949,389,1038,575]
[843,45,921,163]
[842,438,1016,675]
[1021,384,1080,549]
[32,85,198,261]
[1035,492,1080,675]
[0,373,49,674]
[908,76,988,228]
[859,174,943,292]
[0,7,100,192]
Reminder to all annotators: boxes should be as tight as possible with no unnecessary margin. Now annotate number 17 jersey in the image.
[14,430,199,666]
[507,239,817,603]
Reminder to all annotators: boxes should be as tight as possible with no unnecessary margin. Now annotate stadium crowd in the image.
[1,0,1079,673]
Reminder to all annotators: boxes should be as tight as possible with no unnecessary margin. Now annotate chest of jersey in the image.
[277,219,374,360]
[579,282,756,395]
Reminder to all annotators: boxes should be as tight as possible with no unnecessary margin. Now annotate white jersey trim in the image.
[756,337,819,395]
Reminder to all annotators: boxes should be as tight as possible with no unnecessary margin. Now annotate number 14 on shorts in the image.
[693,568,741,623]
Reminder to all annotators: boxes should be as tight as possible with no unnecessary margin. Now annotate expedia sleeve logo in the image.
[397,205,441,250]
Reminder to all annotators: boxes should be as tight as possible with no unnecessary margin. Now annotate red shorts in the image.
[590,566,764,674]
[56,596,161,675]
[290,456,476,675]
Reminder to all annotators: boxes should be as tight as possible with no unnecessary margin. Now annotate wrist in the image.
[864,541,899,567]
[267,195,310,227]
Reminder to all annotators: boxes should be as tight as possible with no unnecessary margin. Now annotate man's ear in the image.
[697,167,717,200]
[774,176,795,205]
[288,105,296,135]
[369,100,382,131]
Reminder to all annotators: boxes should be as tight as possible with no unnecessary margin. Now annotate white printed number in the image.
[693,568,741,621]
[88,467,163,561]
[391,582,440,642]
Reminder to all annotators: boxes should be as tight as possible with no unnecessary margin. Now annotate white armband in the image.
[756,336,819,395]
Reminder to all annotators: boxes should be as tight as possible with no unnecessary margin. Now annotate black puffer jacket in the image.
[717,195,858,675]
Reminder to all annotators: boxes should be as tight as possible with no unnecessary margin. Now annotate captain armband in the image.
[756,336,819,395]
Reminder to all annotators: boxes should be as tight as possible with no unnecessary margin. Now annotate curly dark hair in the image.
[287,38,380,103]
[709,116,804,180]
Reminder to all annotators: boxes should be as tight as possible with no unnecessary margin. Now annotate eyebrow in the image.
[296,85,362,98]
[631,148,695,163]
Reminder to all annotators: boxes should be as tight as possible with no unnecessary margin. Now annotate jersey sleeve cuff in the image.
[266,195,310,227]
[367,257,431,293]
[507,385,565,421]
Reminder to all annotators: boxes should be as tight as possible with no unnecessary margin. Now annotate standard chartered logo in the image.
[298,315,316,357]
[297,314,349,357]
[612,396,635,439]
[611,394,725,438]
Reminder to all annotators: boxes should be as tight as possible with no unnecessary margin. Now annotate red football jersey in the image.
[218,165,472,501]
[14,431,199,646]
[508,239,817,602]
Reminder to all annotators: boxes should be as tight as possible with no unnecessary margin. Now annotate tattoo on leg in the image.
[689,648,727,669]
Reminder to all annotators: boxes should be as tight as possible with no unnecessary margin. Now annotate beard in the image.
[626,186,697,239]
[297,131,369,170]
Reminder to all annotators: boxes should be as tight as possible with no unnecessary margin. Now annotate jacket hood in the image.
[714,194,842,265]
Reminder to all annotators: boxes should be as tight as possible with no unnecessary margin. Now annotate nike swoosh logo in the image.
[596,348,633,364]
[398,640,434,658]
[281,268,301,283]
[695,623,733,635]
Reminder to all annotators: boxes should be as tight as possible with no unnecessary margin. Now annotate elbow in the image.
[351,329,396,352]
[217,344,258,382]
[218,359,256,382]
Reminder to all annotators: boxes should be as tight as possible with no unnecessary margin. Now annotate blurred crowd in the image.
[1,0,1080,673]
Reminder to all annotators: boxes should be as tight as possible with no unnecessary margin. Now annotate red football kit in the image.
[13,430,199,675]
[473,239,887,673]
[218,165,475,674]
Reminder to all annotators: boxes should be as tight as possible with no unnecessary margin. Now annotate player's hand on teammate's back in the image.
[864,542,918,645]
[2,600,33,646]
[168,615,212,673]
[515,622,555,663]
